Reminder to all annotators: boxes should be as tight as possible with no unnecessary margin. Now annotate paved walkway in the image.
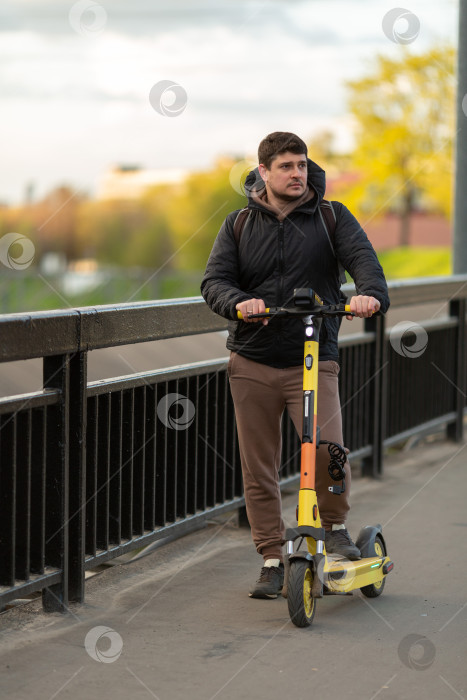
[1,439,466,700]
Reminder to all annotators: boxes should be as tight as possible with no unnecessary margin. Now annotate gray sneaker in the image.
[325,527,361,560]
[249,564,284,599]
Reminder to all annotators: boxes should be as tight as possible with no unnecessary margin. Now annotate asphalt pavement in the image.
[1,437,466,700]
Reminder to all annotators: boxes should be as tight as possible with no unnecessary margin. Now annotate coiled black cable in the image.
[320,440,347,481]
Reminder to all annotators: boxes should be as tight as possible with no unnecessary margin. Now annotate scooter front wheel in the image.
[287,560,316,627]
[360,534,386,598]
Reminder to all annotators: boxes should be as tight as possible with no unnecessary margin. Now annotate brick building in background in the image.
[364,212,451,250]
[326,173,451,251]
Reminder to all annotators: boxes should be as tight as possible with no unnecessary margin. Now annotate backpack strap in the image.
[319,199,336,248]
[233,208,250,246]
[319,200,347,285]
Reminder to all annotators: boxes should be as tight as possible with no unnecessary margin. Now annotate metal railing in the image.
[0,276,466,611]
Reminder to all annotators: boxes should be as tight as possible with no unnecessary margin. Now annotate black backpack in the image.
[233,199,347,284]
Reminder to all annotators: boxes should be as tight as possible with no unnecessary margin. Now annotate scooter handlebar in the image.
[237,303,353,320]
[237,308,271,320]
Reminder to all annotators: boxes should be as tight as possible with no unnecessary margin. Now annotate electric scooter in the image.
[238,288,394,628]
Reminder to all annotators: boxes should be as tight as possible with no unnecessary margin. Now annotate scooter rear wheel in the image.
[360,534,386,598]
[287,560,316,627]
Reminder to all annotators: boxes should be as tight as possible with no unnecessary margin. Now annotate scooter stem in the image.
[300,315,321,491]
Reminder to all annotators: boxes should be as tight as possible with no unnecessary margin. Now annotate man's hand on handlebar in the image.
[236,298,269,325]
[347,295,381,320]
[236,294,380,322]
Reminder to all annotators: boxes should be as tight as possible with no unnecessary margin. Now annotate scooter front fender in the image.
[355,524,387,558]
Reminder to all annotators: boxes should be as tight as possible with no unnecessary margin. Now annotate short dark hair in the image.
[258,132,307,170]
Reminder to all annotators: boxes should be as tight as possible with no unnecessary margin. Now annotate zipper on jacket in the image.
[278,221,285,304]
[274,220,285,350]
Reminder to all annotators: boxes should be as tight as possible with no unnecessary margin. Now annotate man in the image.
[201,132,389,599]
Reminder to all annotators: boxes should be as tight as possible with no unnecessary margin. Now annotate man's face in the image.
[258,152,307,202]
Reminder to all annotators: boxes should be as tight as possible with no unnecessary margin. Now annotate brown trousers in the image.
[228,352,351,561]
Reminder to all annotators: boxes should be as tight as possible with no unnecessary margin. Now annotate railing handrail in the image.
[378,274,467,306]
[0,275,466,363]
[0,296,226,362]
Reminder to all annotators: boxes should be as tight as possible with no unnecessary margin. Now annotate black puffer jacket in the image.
[201,158,389,367]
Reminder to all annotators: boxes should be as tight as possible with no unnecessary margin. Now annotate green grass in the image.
[0,271,204,314]
[376,247,451,280]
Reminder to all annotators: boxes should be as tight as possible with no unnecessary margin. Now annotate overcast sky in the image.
[0,0,459,205]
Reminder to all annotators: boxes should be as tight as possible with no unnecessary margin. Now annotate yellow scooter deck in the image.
[324,553,390,593]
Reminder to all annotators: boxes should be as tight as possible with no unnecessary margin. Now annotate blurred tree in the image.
[0,186,87,264]
[134,184,175,269]
[340,45,455,246]
[166,157,249,271]
[36,186,86,260]
[52,159,249,272]
[75,185,176,269]
[307,130,351,173]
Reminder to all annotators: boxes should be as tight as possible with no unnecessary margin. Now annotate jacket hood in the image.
[244,157,326,204]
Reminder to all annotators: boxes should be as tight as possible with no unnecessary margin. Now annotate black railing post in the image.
[446,299,466,442]
[362,313,387,478]
[237,506,250,528]
[42,354,70,612]
[68,351,87,602]
[42,349,87,609]
[0,414,16,589]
